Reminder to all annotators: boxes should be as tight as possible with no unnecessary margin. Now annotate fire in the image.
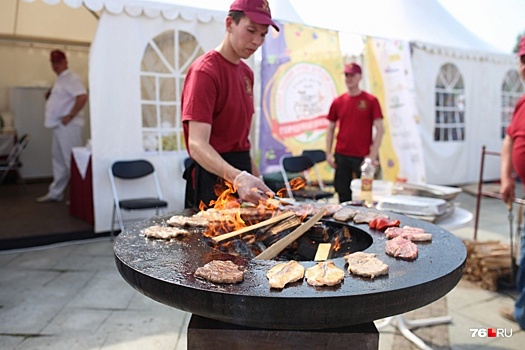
[201,178,290,238]
[276,177,306,198]
[332,235,341,252]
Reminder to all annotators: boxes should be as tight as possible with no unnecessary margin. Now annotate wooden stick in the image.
[212,211,295,242]
[255,209,327,260]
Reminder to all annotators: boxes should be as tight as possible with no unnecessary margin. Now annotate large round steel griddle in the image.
[113,207,466,330]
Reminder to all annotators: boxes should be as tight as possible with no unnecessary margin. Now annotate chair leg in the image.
[116,207,125,235]
[0,170,8,186]
[110,205,116,241]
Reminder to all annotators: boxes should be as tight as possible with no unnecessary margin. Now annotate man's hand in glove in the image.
[233,171,274,204]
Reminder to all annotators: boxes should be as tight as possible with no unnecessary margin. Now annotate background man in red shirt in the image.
[325,63,384,203]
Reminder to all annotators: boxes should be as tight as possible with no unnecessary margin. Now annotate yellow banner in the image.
[364,38,426,183]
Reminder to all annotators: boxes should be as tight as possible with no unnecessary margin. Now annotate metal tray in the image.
[392,183,462,201]
[377,195,450,216]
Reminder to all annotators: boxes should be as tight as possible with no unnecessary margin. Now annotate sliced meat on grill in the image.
[266,260,305,289]
[353,211,389,224]
[323,204,343,216]
[384,227,432,242]
[167,214,209,227]
[305,261,345,286]
[385,236,418,260]
[286,203,341,218]
[333,208,359,222]
[142,225,190,239]
[344,252,389,279]
[194,260,244,284]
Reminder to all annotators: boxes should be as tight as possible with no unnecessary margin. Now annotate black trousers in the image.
[183,151,252,209]
[333,153,364,203]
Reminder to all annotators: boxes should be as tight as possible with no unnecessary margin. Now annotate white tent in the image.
[1,0,519,232]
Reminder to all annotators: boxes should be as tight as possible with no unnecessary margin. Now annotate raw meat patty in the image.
[384,227,432,242]
[385,236,418,260]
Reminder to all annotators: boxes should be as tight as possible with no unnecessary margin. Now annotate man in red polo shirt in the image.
[500,35,525,330]
[325,63,384,203]
[182,0,278,208]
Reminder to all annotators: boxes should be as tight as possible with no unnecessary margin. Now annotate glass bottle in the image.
[360,158,375,207]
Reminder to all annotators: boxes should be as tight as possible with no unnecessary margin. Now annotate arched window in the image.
[140,30,204,153]
[434,63,465,142]
[501,69,524,138]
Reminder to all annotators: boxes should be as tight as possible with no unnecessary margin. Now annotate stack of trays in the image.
[392,182,462,201]
[377,195,454,222]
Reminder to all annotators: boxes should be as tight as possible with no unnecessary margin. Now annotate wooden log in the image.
[212,211,295,242]
[267,216,302,235]
[314,243,332,261]
[255,209,327,260]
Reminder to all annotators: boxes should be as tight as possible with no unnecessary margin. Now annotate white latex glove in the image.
[233,171,274,204]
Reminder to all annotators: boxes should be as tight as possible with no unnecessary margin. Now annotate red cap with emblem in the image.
[229,0,280,32]
[344,63,362,75]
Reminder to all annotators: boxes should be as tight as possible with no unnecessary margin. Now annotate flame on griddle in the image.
[201,179,288,238]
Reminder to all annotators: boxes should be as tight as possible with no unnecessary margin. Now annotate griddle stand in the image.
[188,314,379,350]
[376,314,451,350]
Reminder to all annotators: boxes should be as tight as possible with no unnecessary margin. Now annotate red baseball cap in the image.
[519,36,525,57]
[344,63,362,75]
[50,50,66,63]
[229,0,280,32]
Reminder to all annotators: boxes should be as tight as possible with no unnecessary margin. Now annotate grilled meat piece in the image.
[286,203,342,218]
[305,261,345,286]
[266,260,305,289]
[353,211,388,224]
[344,252,389,279]
[385,236,418,260]
[333,208,359,222]
[142,225,190,239]
[194,260,244,284]
[323,204,343,216]
[167,214,209,227]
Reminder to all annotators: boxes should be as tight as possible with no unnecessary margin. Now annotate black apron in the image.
[183,151,252,209]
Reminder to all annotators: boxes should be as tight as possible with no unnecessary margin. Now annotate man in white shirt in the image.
[37,50,88,202]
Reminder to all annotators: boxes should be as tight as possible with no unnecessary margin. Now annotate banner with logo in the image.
[364,38,426,183]
[259,23,345,179]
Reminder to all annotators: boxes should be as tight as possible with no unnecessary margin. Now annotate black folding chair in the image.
[301,149,330,189]
[0,134,30,192]
[279,154,333,201]
[108,159,168,238]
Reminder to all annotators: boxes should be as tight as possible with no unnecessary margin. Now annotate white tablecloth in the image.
[72,147,91,180]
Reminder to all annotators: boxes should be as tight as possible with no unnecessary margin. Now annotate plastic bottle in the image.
[360,158,375,207]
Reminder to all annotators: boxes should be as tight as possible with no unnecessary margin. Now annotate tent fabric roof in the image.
[24,0,225,22]
[26,0,303,23]
[28,0,508,55]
